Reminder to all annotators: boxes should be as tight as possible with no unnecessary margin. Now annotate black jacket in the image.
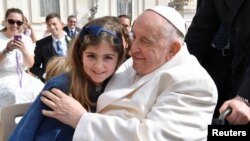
[185,0,250,101]
[63,26,81,38]
[30,35,70,82]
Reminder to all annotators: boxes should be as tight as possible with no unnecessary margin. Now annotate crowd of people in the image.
[0,1,249,141]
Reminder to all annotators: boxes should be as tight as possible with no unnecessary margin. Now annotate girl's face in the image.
[82,40,119,86]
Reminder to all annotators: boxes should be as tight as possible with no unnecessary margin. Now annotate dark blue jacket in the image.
[8,73,75,141]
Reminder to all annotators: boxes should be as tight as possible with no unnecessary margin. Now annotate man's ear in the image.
[166,41,181,61]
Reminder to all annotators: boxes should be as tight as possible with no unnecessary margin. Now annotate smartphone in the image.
[14,35,22,41]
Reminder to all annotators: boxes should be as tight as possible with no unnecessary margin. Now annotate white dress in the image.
[0,32,44,108]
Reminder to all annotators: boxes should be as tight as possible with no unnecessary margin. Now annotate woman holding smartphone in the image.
[0,8,44,108]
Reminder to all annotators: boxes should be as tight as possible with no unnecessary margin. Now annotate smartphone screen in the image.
[14,35,22,41]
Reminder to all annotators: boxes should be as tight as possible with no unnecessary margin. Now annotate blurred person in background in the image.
[118,14,132,59]
[22,16,36,43]
[30,13,71,82]
[63,15,81,39]
[45,56,69,82]
[0,8,44,108]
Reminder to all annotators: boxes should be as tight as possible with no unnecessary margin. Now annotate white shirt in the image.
[52,36,68,56]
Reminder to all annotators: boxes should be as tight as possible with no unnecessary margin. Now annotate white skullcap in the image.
[147,5,185,36]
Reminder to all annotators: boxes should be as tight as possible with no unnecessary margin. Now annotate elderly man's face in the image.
[130,11,173,76]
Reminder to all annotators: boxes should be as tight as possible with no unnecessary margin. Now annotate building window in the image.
[117,0,132,18]
[40,0,60,17]
[31,0,66,23]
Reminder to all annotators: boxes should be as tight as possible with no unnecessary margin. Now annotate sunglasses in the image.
[7,19,23,26]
